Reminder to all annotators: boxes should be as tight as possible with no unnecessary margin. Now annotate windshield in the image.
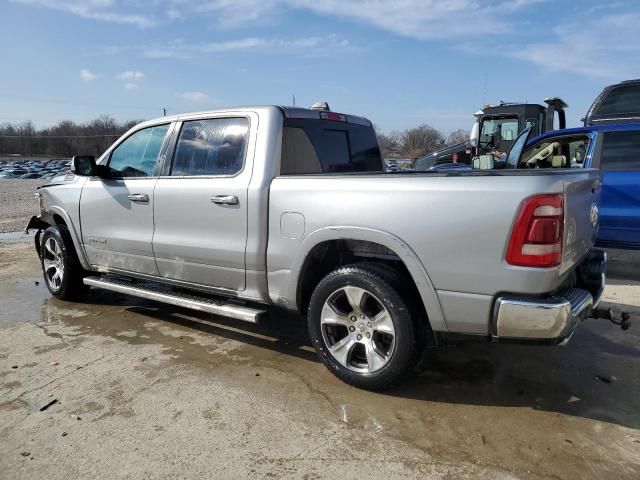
[414,154,437,171]
[479,116,518,150]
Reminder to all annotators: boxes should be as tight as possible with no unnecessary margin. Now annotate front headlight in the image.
[35,192,44,210]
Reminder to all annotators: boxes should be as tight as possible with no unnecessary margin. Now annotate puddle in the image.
[0,231,33,243]
[0,277,50,325]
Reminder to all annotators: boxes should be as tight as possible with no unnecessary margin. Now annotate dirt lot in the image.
[0,234,639,479]
[0,180,47,233]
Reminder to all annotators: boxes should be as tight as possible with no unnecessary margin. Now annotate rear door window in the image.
[171,118,249,176]
[517,134,591,169]
[281,119,382,174]
[600,130,640,171]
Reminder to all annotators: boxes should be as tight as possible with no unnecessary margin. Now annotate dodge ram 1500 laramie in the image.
[27,105,607,389]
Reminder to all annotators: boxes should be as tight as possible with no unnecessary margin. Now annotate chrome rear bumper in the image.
[492,250,606,345]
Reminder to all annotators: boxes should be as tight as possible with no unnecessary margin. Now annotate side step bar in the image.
[83,276,266,323]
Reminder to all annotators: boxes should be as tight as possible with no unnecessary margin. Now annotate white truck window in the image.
[171,118,249,176]
[108,124,170,177]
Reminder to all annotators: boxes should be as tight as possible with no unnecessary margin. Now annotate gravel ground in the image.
[0,180,47,233]
[0,240,639,479]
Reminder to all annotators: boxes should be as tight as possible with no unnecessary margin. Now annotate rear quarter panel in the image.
[267,171,600,334]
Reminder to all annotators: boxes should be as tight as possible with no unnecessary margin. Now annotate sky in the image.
[1,0,639,134]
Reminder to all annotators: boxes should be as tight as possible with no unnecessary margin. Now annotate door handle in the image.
[127,194,149,202]
[210,195,238,205]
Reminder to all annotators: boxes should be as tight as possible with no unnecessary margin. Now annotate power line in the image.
[0,134,121,139]
[0,92,166,112]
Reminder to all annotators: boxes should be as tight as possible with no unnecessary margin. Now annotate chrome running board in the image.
[83,276,265,323]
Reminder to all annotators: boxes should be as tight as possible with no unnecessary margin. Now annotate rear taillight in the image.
[506,194,564,268]
[320,112,346,122]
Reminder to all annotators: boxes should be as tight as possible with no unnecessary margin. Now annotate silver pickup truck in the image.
[26,105,606,390]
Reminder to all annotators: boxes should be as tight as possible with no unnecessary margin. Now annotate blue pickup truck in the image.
[504,123,640,249]
[426,79,640,249]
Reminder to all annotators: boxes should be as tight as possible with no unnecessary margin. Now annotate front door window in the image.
[108,124,170,177]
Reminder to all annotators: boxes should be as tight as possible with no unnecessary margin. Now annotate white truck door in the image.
[79,123,172,275]
[152,115,254,291]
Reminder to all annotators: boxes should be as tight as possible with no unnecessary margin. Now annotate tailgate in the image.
[561,170,601,274]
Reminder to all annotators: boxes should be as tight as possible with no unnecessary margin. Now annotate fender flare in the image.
[46,205,92,271]
[288,226,448,332]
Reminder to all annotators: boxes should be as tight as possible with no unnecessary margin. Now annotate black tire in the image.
[356,260,434,354]
[40,225,88,300]
[308,265,417,390]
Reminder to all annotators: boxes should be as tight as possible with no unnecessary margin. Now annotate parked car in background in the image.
[0,158,73,179]
[384,158,415,172]
[27,104,607,390]
[584,79,640,126]
[505,123,640,250]
[0,168,29,178]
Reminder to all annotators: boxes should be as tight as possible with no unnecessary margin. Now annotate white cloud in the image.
[124,83,138,90]
[192,0,281,28]
[117,70,145,81]
[17,0,544,40]
[186,0,544,38]
[13,0,158,28]
[80,68,100,81]
[142,34,352,59]
[166,8,182,20]
[584,2,623,15]
[513,13,640,79]
[177,91,210,102]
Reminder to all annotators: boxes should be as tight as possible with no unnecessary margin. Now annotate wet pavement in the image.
[1,239,639,479]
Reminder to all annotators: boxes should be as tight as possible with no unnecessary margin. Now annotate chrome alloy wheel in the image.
[320,286,396,373]
[42,237,64,291]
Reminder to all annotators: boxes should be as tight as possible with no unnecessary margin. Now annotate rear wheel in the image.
[40,225,88,300]
[308,265,416,390]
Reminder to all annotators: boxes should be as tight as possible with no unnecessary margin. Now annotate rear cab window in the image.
[600,130,640,171]
[281,115,383,175]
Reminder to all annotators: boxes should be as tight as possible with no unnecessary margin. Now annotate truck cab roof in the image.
[135,105,373,130]
[482,103,547,117]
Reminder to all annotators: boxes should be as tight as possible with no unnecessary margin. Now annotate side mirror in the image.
[71,155,97,176]
[469,121,479,148]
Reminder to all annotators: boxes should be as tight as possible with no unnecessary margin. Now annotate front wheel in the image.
[40,225,88,300]
[307,265,417,390]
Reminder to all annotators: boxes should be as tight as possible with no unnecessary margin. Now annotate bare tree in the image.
[17,121,35,156]
[399,124,444,158]
[377,132,401,158]
[0,116,139,158]
[446,129,470,146]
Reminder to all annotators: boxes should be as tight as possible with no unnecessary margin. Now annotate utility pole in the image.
[163,108,167,116]
[292,95,296,107]
[483,73,488,107]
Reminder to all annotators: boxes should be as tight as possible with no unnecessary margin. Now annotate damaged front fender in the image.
[25,215,51,259]
[24,215,50,234]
